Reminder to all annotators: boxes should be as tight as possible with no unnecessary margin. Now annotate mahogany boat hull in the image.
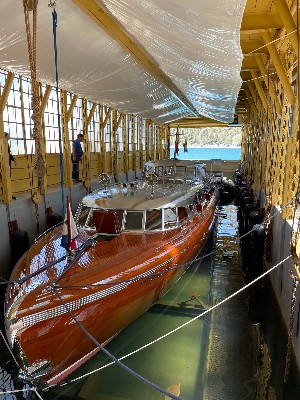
[5,164,218,386]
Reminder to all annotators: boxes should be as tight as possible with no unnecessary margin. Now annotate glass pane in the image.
[145,209,162,230]
[125,211,143,230]
[164,208,177,229]
[76,206,90,227]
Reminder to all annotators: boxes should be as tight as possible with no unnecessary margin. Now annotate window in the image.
[76,205,90,227]
[163,208,177,229]
[145,209,162,230]
[124,211,143,230]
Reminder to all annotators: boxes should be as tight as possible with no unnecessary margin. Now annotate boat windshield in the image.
[77,205,189,233]
[144,162,206,183]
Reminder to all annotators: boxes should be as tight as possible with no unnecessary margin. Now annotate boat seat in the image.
[178,207,187,220]
[93,210,121,235]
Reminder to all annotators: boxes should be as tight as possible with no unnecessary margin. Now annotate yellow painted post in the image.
[254,54,281,114]
[261,30,295,105]
[60,91,73,187]
[150,122,155,161]
[103,107,112,173]
[250,69,271,114]
[0,72,15,203]
[145,120,150,162]
[112,109,118,180]
[155,125,160,160]
[138,116,143,169]
[131,114,135,171]
[82,98,93,189]
[99,105,105,173]
[122,113,128,174]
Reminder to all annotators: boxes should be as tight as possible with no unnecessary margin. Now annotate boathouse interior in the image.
[1,0,300,377]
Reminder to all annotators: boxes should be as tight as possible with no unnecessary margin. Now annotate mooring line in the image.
[67,254,292,384]
[54,195,295,291]
[50,284,182,400]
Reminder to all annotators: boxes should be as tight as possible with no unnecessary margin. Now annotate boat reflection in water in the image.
[4,159,218,387]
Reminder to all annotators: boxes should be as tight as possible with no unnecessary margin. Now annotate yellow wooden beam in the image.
[261,30,295,105]
[273,0,298,53]
[254,54,281,114]
[40,85,52,117]
[87,103,97,125]
[60,90,73,187]
[241,39,267,54]
[115,112,124,132]
[67,94,78,122]
[245,88,258,119]
[241,13,282,32]
[0,72,14,114]
[103,107,112,128]
[71,0,198,117]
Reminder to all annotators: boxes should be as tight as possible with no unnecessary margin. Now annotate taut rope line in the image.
[50,284,182,400]
[63,254,292,385]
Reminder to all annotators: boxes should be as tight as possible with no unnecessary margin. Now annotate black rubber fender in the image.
[11,229,29,265]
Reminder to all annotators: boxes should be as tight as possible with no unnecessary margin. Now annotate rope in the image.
[0,330,21,369]
[52,8,66,216]
[0,387,44,398]
[54,195,297,291]
[245,29,297,56]
[65,254,292,385]
[50,285,182,400]
[23,0,46,191]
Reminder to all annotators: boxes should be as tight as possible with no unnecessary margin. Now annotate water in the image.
[170,147,241,160]
[1,205,300,399]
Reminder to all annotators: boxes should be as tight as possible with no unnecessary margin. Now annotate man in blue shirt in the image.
[72,133,84,181]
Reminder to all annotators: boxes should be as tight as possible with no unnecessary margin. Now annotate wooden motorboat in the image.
[4,159,218,386]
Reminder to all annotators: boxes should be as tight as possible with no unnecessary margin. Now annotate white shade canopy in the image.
[0,0,246,124]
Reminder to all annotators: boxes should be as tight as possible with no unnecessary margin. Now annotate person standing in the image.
[72,133,84,181]
[5,132,17,171]
[5,132,17,199]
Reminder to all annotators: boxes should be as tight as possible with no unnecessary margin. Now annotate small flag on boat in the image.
[61,200,78,250]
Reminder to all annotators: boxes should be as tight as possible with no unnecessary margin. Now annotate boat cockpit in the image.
[75,160,213,238]
[76,192,212,237]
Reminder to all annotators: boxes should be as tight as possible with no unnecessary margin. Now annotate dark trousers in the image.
[72,158,80,180]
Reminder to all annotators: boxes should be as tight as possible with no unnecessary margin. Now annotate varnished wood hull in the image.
[5,191,217,385]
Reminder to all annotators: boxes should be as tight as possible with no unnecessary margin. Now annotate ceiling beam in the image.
[241,13,282,32]
[72,0,199,118]
[261,30,295,105]
[168,117,228,128]
[241,56,260,70]
[241,39,268,54]
[273,0,298,53]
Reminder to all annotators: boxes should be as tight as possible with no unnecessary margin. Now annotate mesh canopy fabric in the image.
[0,0,246,123]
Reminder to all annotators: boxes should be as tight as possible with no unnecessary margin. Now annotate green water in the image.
[2,205,300,399]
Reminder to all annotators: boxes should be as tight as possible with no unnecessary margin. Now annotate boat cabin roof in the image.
[80,159,206,211]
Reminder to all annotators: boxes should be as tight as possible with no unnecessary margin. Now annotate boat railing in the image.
[144,163,206,184]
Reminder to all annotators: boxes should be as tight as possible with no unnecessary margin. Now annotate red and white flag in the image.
[61,199,78,251]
